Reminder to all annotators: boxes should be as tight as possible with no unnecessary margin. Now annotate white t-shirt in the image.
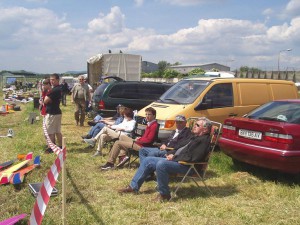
[111,118,136,135]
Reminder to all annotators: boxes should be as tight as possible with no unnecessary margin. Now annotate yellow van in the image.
[136,78,298,140]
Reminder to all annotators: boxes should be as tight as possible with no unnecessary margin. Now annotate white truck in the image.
[87,53,142,86]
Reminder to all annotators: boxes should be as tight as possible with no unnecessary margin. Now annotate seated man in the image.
[84,108,136,156]
[81,105,125,139]
[118,117,212,201]
[101,107,158,170]
[139,114,192,165]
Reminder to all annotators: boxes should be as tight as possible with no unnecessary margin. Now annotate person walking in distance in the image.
[60,79,69,106]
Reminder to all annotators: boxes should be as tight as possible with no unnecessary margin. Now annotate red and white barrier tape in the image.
[29,119,66,225]
[42,120,62,155]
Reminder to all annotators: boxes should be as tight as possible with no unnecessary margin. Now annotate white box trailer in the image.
[87,53,142,86]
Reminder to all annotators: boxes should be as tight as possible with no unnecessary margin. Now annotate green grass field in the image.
[0,93,300,225]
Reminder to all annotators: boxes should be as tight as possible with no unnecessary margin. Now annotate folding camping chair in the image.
[171,118,222,198]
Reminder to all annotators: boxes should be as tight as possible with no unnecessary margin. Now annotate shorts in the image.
[45,114,62,134]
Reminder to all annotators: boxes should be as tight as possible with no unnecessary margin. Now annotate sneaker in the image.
[92,151,102,157]
[44,148,53,154]
[81,134,91,139]
[83,138,96,148]
[101,162,114,170]
[116,156,130,168]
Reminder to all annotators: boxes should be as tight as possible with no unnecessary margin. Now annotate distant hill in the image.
[64,71,87,75]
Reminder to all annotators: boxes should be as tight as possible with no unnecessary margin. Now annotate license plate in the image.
[238,129,262,140]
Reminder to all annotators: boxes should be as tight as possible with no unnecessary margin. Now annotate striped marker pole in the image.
[29,119,66,225]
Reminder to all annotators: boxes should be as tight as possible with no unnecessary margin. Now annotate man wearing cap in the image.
[138,115,192,165]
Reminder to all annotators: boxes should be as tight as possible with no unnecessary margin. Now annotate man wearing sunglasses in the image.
[71,75,91,126]
[118,117,212,202]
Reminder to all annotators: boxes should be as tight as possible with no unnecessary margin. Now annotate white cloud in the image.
[87,6,125,34]
[285,0,300,17]
[267,17,300,43]
[262,8,273,16]
[134,0,144,7]
[160,0,216,6]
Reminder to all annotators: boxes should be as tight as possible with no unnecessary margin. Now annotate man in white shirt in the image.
[83,108,136,156]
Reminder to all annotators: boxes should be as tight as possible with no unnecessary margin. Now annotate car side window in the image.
[108,83,170,100]
[137,84,166,100]
[204,83,233,109]
[108,83,138,99]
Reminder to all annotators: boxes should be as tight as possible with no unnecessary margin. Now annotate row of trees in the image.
[142,61,206,79]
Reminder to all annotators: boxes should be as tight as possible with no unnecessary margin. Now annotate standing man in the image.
[71,75,91,126]
[60,79,69,106]
[44,74,62,153]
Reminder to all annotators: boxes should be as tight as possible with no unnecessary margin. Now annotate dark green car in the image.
[91,80,172,116]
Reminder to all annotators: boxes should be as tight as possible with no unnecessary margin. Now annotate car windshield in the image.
[157,80,210,104]
[247,101,300,124]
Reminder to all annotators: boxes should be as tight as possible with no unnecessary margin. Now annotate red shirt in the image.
[40,89,51,116]
[135,120,158,147]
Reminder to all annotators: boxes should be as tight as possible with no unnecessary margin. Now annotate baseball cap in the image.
[175,115,186,122]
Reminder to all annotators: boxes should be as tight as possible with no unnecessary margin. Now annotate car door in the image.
[196,83,237,123]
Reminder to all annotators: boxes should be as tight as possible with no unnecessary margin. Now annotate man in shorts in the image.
[44,74,62,153]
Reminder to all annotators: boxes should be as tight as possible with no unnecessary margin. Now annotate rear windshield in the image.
[93,83,109,98]
[158,80,210,104]
[247,101,300,124]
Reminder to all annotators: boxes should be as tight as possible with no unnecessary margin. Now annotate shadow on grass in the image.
[171,184,238,201]
[231,160,300,185]
[139,170,238,200]
[66,168,104,225]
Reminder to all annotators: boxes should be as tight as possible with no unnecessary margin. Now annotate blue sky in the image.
[0,0,299,73]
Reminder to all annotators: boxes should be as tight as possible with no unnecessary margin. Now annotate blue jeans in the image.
[88,123,105,138]
[139,147,167,164]
[130,157,190,196]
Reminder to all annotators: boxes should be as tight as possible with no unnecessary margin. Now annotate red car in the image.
[219,99,300,174]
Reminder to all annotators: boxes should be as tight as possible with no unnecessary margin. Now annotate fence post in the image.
[62,137,66,225]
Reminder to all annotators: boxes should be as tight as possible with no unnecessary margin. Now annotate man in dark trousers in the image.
[60,79,69,106]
